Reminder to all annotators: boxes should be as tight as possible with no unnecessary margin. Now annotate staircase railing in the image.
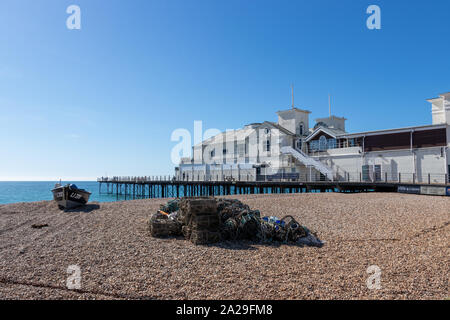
[281,146,334,180]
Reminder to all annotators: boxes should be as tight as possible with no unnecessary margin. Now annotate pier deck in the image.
[97,177,450,200]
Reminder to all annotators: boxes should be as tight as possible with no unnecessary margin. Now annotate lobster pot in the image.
[189,230,221,245]
[148,213,182,237]
[179,198,221,245]
[179,198,217,219]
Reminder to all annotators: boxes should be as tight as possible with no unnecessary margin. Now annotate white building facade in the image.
[175,93,450,184]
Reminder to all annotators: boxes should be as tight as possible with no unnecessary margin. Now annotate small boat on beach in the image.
[52,183,91,209]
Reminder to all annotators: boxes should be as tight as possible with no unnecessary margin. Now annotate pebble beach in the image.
[0,193,448,300]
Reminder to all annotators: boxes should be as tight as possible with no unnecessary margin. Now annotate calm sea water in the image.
[0,181,230,205]
[0,181,328,205]
[0,181,120,205]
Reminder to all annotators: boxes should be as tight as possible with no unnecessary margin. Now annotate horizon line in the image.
[0,179,98,182]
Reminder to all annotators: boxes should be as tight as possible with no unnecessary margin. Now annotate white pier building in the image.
[176,92,450,184]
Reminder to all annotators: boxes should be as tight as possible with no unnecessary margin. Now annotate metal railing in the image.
[334,172,449,185]
[281,146,334,180]
[97,176,176,183]
[98,172,449,185]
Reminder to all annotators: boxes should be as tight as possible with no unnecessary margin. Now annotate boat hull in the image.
[52,186,91,209]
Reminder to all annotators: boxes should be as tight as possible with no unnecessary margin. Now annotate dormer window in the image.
[264,128,270,134]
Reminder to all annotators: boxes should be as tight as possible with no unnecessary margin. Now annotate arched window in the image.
[319,136,327,151]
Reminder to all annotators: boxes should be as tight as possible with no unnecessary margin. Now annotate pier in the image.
[97,174,450,200]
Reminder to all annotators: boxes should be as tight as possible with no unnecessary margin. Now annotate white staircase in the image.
[281,146,334,181]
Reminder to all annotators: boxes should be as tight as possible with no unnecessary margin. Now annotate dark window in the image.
[297,123,304,135]
[374,165,382,181]
[362,165,371,181]
[349,138,356,147]
[264,140,271,152]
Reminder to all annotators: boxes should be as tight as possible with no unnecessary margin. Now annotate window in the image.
[362,165,381,182]
[319,136,327,151]
[374,165,382,181]
[210,149,215,158]
[237,144,245,157]
[327,138,337,150]
[309,140,319,151]
[264,128,270,134]
[264,140,271,152]
[349,138,356,147]
[362,165,371,181]
[296,123,304,136]
[223,148,227,155]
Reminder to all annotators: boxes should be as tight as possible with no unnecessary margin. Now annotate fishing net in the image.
[149,197,323,247]
[160,199,180,214]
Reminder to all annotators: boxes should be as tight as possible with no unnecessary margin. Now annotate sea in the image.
[0,181,120,205]
[0,181,328,205]
[0,181,235,205]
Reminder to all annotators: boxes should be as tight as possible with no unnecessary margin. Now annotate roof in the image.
[192,120,296,148]
[305,127,346,142]
[264,121,296,136]
[340,124,447,138]
[276,107,311,115]
[306,123,447,141]
[427,92,450,101]
[315,115,347,121]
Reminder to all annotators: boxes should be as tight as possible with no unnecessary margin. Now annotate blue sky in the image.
[0,0,449,180]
